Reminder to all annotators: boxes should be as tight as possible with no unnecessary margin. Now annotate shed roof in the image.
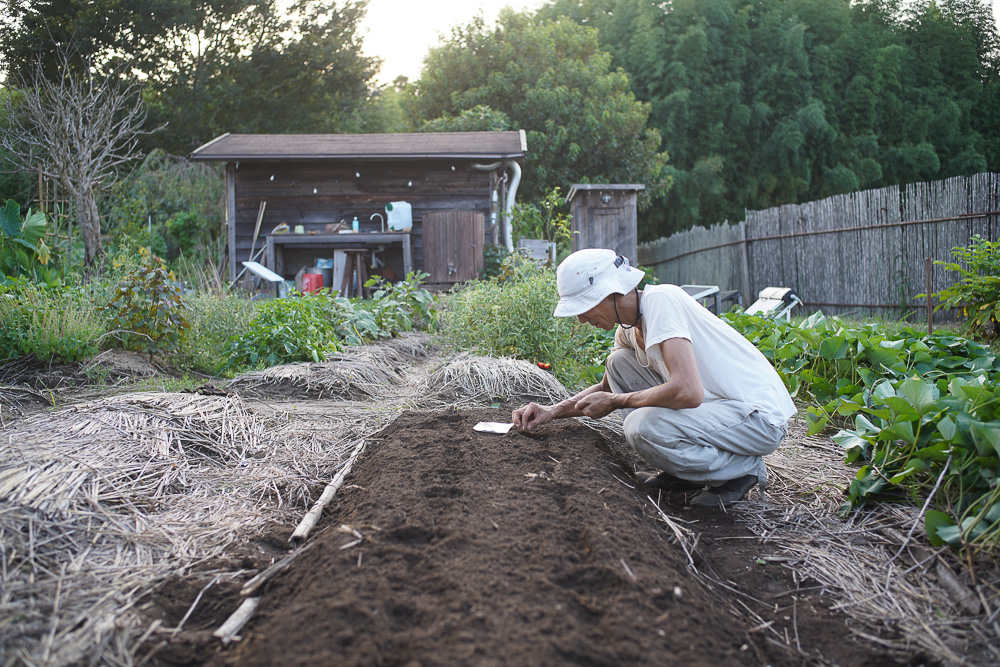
[190,131,527,161]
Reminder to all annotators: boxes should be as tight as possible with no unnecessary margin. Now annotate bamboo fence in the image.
[638,172,1000,320]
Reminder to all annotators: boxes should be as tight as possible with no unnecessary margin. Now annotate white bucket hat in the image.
[553,248,644,317]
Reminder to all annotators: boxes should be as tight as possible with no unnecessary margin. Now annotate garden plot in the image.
[1,335,996,666]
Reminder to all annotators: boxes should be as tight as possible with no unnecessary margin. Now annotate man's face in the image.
[575,296,615,330]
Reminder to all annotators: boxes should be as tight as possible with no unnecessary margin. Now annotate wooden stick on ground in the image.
[213,597,260,644]
[289,439,366,545]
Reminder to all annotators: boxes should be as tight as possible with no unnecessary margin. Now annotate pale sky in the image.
[358,0,546,85]
[359,0,1000,87]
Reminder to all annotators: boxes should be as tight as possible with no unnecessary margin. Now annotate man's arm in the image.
[574,337,703,418]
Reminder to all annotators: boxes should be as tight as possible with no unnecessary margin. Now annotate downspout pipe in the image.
[471,160,522,252]
[471,161,503,245]
[503,160,521,253]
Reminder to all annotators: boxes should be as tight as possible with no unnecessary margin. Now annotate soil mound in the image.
[157,409,903,667]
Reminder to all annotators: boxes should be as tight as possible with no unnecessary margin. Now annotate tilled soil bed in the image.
[150,408,917,667]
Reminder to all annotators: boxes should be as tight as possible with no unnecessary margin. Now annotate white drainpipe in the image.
[471,161,503,245]
[503,160,521,253]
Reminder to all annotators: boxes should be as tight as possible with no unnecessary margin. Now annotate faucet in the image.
[370,213,385,233]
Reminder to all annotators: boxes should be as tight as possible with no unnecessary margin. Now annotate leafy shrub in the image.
[511,187,573,250]
[366,270,435,332]
[439,254,611,390]
[481,243,511,279]
[0,280,102,362]
[725,310,1000,551]
[103,262,190,356]
[227,292,342,369]
[104,150,225,266]
[927,235,1000,339]
[174,292,257,375]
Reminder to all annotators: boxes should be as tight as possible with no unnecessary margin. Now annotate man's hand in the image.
[512,402,554,431]
[573,391,618,419]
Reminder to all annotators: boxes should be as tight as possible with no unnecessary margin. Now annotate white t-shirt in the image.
[613,284,796,426]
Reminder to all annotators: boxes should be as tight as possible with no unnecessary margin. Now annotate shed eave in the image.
[190,152,525,161]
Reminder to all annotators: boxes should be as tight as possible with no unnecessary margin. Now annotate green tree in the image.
[539,0,1000,236]
[1,0,380,154]
[409,10,669,209]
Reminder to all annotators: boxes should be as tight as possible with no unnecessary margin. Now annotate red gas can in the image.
[301,272,323,294]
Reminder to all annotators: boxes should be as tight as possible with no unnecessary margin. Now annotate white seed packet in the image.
[473,421,515,434]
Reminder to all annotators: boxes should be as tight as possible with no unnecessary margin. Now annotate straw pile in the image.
[421,354,570,407]
[736,418,1000,665]
[0,391,362,666]
[226,334,429,400]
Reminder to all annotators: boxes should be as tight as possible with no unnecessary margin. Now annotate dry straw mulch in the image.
[225,334,429,400]
[420,353,570,407]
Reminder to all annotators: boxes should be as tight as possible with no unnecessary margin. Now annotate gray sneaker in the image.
[689,474,759,507]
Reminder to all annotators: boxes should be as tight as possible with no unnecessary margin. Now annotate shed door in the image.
[423,211,485,283]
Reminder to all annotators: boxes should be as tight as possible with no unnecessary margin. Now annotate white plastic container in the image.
[385,201,412,231]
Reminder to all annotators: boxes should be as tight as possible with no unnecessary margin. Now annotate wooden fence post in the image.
[926,257,933,334]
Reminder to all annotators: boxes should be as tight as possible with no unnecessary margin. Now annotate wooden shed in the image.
[567,184,644,265]
[190,131,527,287]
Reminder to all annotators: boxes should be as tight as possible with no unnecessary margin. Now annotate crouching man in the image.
[512,248,796,507]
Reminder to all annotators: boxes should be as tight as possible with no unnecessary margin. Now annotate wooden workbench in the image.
[264,232,413,279]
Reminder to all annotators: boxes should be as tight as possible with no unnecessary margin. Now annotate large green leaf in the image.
[925,510,955,547]
[19,210,47,248]
[819,335,849,360]
[0,200,22,239]
[970,422,1000,458]
[898,376,937,416]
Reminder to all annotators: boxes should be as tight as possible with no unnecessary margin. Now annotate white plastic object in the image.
[385,201,412,231]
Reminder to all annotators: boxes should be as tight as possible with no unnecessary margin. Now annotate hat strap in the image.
[613,290,641,330]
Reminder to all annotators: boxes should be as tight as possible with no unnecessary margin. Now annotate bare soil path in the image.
[147,408,918,667]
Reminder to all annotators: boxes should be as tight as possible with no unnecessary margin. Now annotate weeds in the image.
[0,281,102,362]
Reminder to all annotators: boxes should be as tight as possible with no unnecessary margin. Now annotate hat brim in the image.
[553,270,643,318]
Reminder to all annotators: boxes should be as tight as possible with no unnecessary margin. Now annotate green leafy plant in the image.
[0,200,52,283]
[925,235,1000,339]
[103,261,190,356]
[364,270,435,334]
[440,253,611,389]
[724,310,1000,551]
[227,291,342,369]
[481,243,511,279]
[174,292,257,375]
[510,187,574,249]
[0,280,102,362]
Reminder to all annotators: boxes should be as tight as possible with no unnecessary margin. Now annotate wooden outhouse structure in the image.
[190,131,527,286]
[567,184,644,264]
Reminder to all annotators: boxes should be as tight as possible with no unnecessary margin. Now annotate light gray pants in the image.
[605,349,787,486]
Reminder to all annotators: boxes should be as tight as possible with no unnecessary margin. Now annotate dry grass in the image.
[420,353,570,407]
[1,335,435,665]
[225,334,428,400]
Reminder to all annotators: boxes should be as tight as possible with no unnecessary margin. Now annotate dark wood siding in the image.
[423,211,486,283]
[569,189,640,264]
[230,159,495,280]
